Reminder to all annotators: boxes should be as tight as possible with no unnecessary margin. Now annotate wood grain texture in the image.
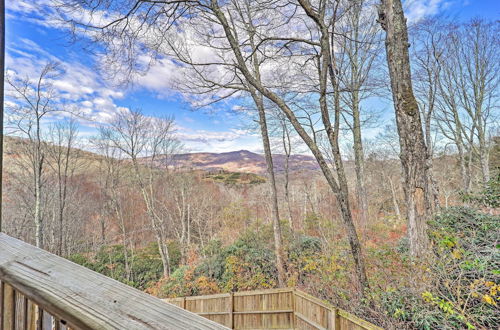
[0,234,228,330]
[165,288,383,330]
[2,283,15,330]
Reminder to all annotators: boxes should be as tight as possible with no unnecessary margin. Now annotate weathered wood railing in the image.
[164,288,383,330]
[0,233,228,330]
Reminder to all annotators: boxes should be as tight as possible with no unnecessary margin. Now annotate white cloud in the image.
[134,57,180,98]
[184,135,262,153]
[6,39,127,127]
[176,128,254,144]
[6,0,61,28]
[172,125,260,153]
[6,0,51,15]
[404,0,452,22]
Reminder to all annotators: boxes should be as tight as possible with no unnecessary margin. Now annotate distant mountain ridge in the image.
[3,136,319,175]
[170,150,319,174]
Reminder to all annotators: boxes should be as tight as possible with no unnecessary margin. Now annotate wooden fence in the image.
[0,233,228,330]
[165,288,383,330]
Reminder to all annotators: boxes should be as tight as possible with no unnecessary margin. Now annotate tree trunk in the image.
[157,235,171,278]
[34,146,43,249]
[388,177,402,220]
[245,10,287,286]
[346,0,370,228]
[379,0,431,258]
[282,122,294,231]
[34,184,43,248]
[423,105,440,210]
[114,198,131,281]
[478,130,490,185]
[480,151,490,185]
[455,142,470,192]
[352,94,369,228]
[254,93,286,288]
[211,0,367,293]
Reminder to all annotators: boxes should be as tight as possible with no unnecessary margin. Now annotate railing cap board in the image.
[338,309,384,330]
[185,293,231,300]
[233,288,294,297]
[163,297,185,302]
[0,234,228,330]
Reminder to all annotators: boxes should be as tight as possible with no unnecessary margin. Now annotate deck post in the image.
[229,292,234,329]
[332,308,341,330]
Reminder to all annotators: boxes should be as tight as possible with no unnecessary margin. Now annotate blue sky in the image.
[5,0,500,153]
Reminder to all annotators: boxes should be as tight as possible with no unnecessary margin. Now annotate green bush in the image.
[380,207,499,329]
[196,227,279,291]
[68,241,181,290]
[462,173,500,208]
[426,207,499,328]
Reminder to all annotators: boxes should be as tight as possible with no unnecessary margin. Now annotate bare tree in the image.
[46,119,82,255]
[168,173,194,264]
[366,135,402,220]
[337,0,382,227]
[435,20,499,191]
[101,109,179,277]
[411,17,445,208]
[244,7,287,285]
[58,0,370,292]
[168,0,288,286]
[271,109,295,231]
[378,0,432,257]
[92,132,133,278]
[6,63,61,248]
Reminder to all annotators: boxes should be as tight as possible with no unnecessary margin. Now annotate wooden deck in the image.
[165,288,383,330]
[0,233,228,330]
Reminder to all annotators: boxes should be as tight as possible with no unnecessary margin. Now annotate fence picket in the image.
[165,288,383,330]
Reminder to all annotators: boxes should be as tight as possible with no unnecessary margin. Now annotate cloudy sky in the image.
[6,0,499,153]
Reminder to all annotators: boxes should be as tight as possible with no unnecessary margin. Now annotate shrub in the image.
[425,207,499,329]
[461,173,500,208]
[380,207,499,329]
[68,242,178,290]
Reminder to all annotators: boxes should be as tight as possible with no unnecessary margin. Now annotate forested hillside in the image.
[3,133,499,328]
[3,0,499,329]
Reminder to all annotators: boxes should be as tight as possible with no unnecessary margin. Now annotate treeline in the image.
[3,0,499,328]
[59,0,498,293]
[2,129,498,328]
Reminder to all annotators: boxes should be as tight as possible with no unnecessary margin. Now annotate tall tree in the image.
[378,0,432,257]
[411,17,444,208]
[252,90,286,287]
[46,120,81,255]
[435,20,499,190]
[243,4,286,286]
[59,0,370,293]
[272,109,295,231]
[337,0,382,227]
[93,134,132,279]
[6,63,61,248]
[101,109,179,277]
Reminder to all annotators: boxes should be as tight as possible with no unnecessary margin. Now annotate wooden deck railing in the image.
[0,233,228,330]
[164,288,383,330]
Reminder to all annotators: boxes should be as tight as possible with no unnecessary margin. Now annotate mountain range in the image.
[3,136,319,175]
[169,150,319,174]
